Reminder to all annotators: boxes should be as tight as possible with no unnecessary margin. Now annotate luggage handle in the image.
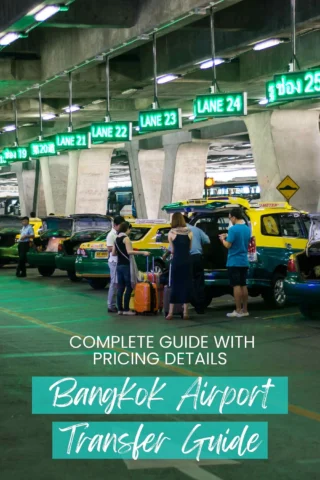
[146,256,156,282]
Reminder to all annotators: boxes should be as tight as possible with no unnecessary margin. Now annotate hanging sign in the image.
[90,122,132,144]
[267,69,320,104]
[277,175,300,202]
[0,154,8,166]
[55,132,91,151]
[2,146,29,163]
[29,140,57,158]
[194,92,247,118]
[139,108,182,133]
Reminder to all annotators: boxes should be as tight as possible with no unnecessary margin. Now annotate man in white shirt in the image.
[107,216,125,312]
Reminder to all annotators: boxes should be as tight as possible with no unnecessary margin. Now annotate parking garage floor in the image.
[1,268,320,480]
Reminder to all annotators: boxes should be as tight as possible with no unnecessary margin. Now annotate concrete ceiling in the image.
[0,0,319,150]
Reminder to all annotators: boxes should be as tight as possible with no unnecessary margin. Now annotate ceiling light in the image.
[35,5,60,22]
[63,105,81,113]
[157,74,179,84]
[122,88,138,95]
[189,115,196,120]
[253,39,282,51]
[3,125,16,132]
[199,58,225,70]
[42,113,58,120]
[259,98,269,105]
[0,32,20,46]
[91,99,105,105]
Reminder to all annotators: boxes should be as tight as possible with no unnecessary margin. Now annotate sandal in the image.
[183,314,190,320]
[166,314,173,320]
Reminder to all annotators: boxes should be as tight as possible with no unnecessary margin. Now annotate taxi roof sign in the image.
[277,176,300,202]
[251,201,292,209]
[134,219,169,224]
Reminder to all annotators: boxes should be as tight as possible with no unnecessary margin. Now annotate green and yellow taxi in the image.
[27,215,112,278]
[0,216,42,267]
[284,213,320,318]
[163,197,309,308]
[75,220,171,289]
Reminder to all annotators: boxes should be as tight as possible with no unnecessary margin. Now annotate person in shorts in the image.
[219,208,251,317]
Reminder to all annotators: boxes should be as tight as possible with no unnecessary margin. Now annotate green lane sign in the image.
[90,122,132,144]
[267,69,320,104]
[2,146,29,163]
[139,108,182,133]
[194,92,247,117]
[0,154,7,166]
[55,132,91,151]
[29,141,57,158]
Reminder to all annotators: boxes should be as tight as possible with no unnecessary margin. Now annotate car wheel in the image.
[262,273,286,308]
[87,278,108,290]
[299,304,319,320]
[38,266,55,277]
[67,271,82,282]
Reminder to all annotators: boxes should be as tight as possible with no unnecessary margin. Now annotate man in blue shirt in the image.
[220,208,251,317]
[16,217,34,278]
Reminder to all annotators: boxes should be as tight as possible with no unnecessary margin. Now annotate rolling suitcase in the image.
[164,263,183,319]
[134,257,158,314]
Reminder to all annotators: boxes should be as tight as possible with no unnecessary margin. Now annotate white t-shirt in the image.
[107,228,118,263]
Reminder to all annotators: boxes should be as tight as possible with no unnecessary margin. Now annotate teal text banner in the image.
[32,376,288,415]
[52,421,268,460]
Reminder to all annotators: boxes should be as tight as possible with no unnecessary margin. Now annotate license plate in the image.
[95,251,108,259]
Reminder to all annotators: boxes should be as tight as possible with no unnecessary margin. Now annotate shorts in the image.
[228,267,248,287]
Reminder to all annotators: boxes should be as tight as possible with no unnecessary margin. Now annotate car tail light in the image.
[287,257,297,273]
[58,243,63,253]
[77,249,87,257]
[248,236,257,262]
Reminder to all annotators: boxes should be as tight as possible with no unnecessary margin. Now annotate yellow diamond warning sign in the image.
[277,175,300,201]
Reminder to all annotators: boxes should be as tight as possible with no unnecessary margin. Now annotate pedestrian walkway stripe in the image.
[1,305,319,423]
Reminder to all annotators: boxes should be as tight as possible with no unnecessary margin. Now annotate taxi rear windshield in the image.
[0,217,21,228]
[71,230,110,242]
[43,218,73,231]
[129,227,149,241]
[73,217,112,233]
[41,228,71,239]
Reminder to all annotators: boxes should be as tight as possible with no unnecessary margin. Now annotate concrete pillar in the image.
[39,157,54,215]
[75,148,113,214]
[126,141,148,219]
[138,149,165,219]
[65,151,80,215]
[245,111,320,212]
[11,162,36,217]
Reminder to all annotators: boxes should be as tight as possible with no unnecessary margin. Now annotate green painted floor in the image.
[1,267,320,479]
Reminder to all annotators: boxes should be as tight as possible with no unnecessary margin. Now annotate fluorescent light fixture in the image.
[91,99,105,105]
[253,39,282,51]
[259,98,269,105]
[63,105,81,113]
[134,126,140,131]
[122,88,138,95]
[3,125,16,132]
[42,113,58,120]
[199,58,225,69]
[35,5,60,22]
[189,115,196,120]
[157,74,179,84]
[0,32,20,46]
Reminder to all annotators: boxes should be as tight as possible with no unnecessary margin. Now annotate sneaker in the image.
[108,307,118,313]
[226,310,242,318]
[241,311,250,317]
[123,311,136,316]
[117,311,123,315]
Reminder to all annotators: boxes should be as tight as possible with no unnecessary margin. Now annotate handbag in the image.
[115,236,139,288]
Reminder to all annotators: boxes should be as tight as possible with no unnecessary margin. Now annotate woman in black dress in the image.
[166,213,193,320]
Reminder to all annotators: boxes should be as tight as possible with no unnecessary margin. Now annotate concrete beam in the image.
[38,0,242,79]
[44,0,141,29]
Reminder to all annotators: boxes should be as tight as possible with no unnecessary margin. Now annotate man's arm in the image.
[106,232,114,253]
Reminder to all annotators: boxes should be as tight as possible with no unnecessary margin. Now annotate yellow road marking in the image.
[1,306,319,422]
[263,312,300,320]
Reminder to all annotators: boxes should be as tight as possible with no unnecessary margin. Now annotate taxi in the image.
[75,220,170,289]
[0,216,42,267]
[27,215,111,278]
[163,197,309,308]
[284,213,320,318]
